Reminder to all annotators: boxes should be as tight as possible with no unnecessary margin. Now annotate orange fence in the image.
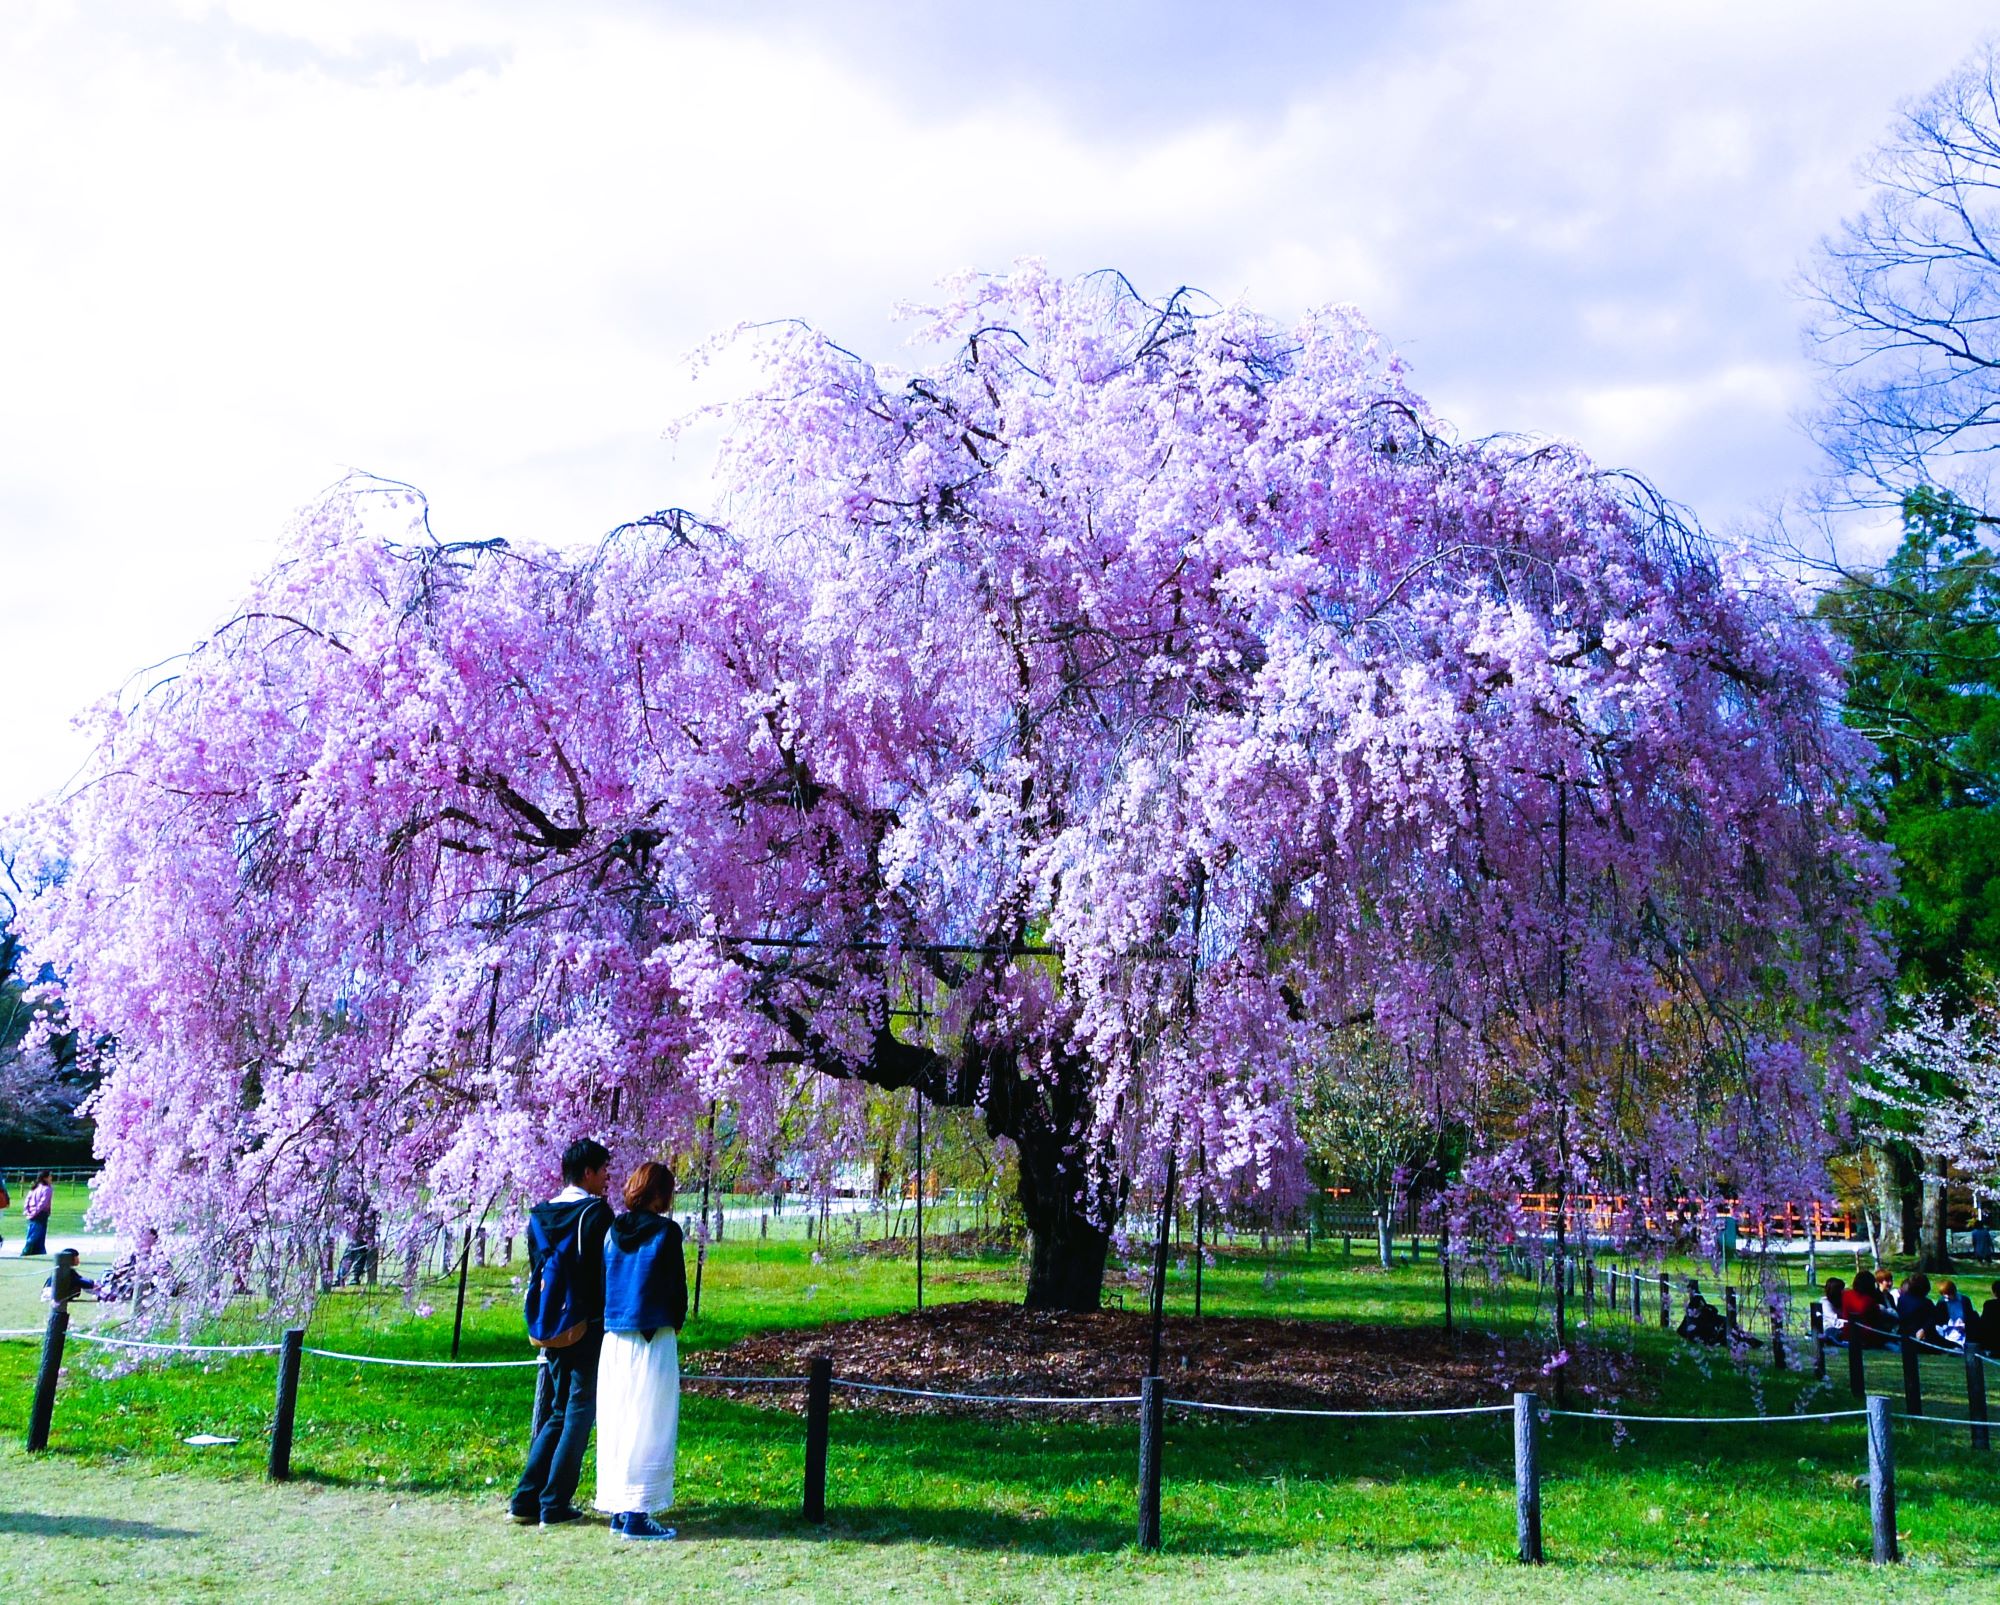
[1513,1194,1856,1241]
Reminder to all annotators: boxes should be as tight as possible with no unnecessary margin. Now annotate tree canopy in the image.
[1818,487,2000,991]
[20,268,1891,1311]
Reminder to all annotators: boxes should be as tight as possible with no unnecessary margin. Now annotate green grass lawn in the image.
[0,1226,1994,1600]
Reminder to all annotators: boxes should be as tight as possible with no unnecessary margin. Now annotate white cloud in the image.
[0,0,1992,811]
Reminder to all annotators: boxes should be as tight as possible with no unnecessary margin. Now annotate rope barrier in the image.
[1895,1410,1988,1427]
[303,1348,537,1369]
[1167,1399,1512,1419]
[831,1379,1142,1407]
[1546,1407,1867,1424]
[69,1332,282,1356]
[681,1374,808,1387]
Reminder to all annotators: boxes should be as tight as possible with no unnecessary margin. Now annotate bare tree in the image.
[1805,39,2000,516]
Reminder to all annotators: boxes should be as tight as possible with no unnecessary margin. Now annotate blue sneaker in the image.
[617,1511,676,1541]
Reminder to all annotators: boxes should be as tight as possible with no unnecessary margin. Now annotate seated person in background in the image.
[1818,1277,1849,1343]
[1677,1281,1729,1346]
[1840,1273,1889,1347]
[1934,1279,1972,1349]
[1980,1281,2000,1350]
[1896,1271,1941,1350]
[41,1247,98,1304]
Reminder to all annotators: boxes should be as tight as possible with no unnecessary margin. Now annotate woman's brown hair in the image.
[622,1160,676,1216]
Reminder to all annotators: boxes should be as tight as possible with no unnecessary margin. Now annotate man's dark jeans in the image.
[511,1336,601,1520]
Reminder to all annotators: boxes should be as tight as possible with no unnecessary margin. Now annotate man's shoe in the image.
[617,1511,677,1541]
[507,1505,537,1525]
[540,1506,587,1527]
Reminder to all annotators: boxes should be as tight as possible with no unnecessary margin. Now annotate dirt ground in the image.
[697,1299,1574,1415]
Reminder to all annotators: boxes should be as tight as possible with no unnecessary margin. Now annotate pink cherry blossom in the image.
[17,266,1891,1312]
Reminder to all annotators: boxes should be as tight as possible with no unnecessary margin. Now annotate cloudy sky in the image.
[1,0,1990,814]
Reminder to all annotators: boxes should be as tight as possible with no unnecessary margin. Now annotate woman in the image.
[1935,1278,1972,1349]
[596,1160,688,1542]
[21,1171,54,1257]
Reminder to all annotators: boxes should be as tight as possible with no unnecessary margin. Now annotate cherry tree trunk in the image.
[1015,1129,1111,1312]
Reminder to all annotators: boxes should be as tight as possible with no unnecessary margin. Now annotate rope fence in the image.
[9,1295,1986,1567]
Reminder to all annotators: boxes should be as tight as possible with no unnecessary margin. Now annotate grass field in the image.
[1,1211,1995,1601]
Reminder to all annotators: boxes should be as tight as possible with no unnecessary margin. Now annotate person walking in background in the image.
[596,1160,688,1543]
[510,1138,615,1528]
[21,1171,54,1256]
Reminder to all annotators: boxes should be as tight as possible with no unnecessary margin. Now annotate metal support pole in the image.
[1442,1223,1454,1335]
[1193,1188,1205,1320]
[1148,1148,1178,1380]
[450,1226,472,1360]
[268,1327,305,1481]
[1136,1375,1165,1552]
[694,1103,716,1319]
[1966,1343,1990,1452]
[802,1354,832,1523]
[913,1089,924,1313]
[25,1303,69,1452]
[1514,1392,1543,1564]
[1867,1394,1898,1564]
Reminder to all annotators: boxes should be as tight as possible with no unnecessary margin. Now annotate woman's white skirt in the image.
[594,1328,680,1513]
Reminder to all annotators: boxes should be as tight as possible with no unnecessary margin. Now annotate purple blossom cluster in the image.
[17,266,1892,1310]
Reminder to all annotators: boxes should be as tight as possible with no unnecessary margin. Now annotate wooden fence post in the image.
[25,1302,69,1452]
[1631,1265,1640,1322]
[1966,1344,1989,1453]
[1659,1274,1669,1329]
[1810,1304,1826,1381]
[1848,1330,1868,1398]
[1866,1394,1898,1565]
[1136,1375,1165,1552]
[1901,1343,1923,1418]
[802,1354,833,1523]
[1769,1301,1786,1371]
[1514,1392,1543,1564]
[268,1327,305,1481]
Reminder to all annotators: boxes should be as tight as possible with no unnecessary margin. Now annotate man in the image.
[510,1138,614,1527]
[21,1171,54,1256]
